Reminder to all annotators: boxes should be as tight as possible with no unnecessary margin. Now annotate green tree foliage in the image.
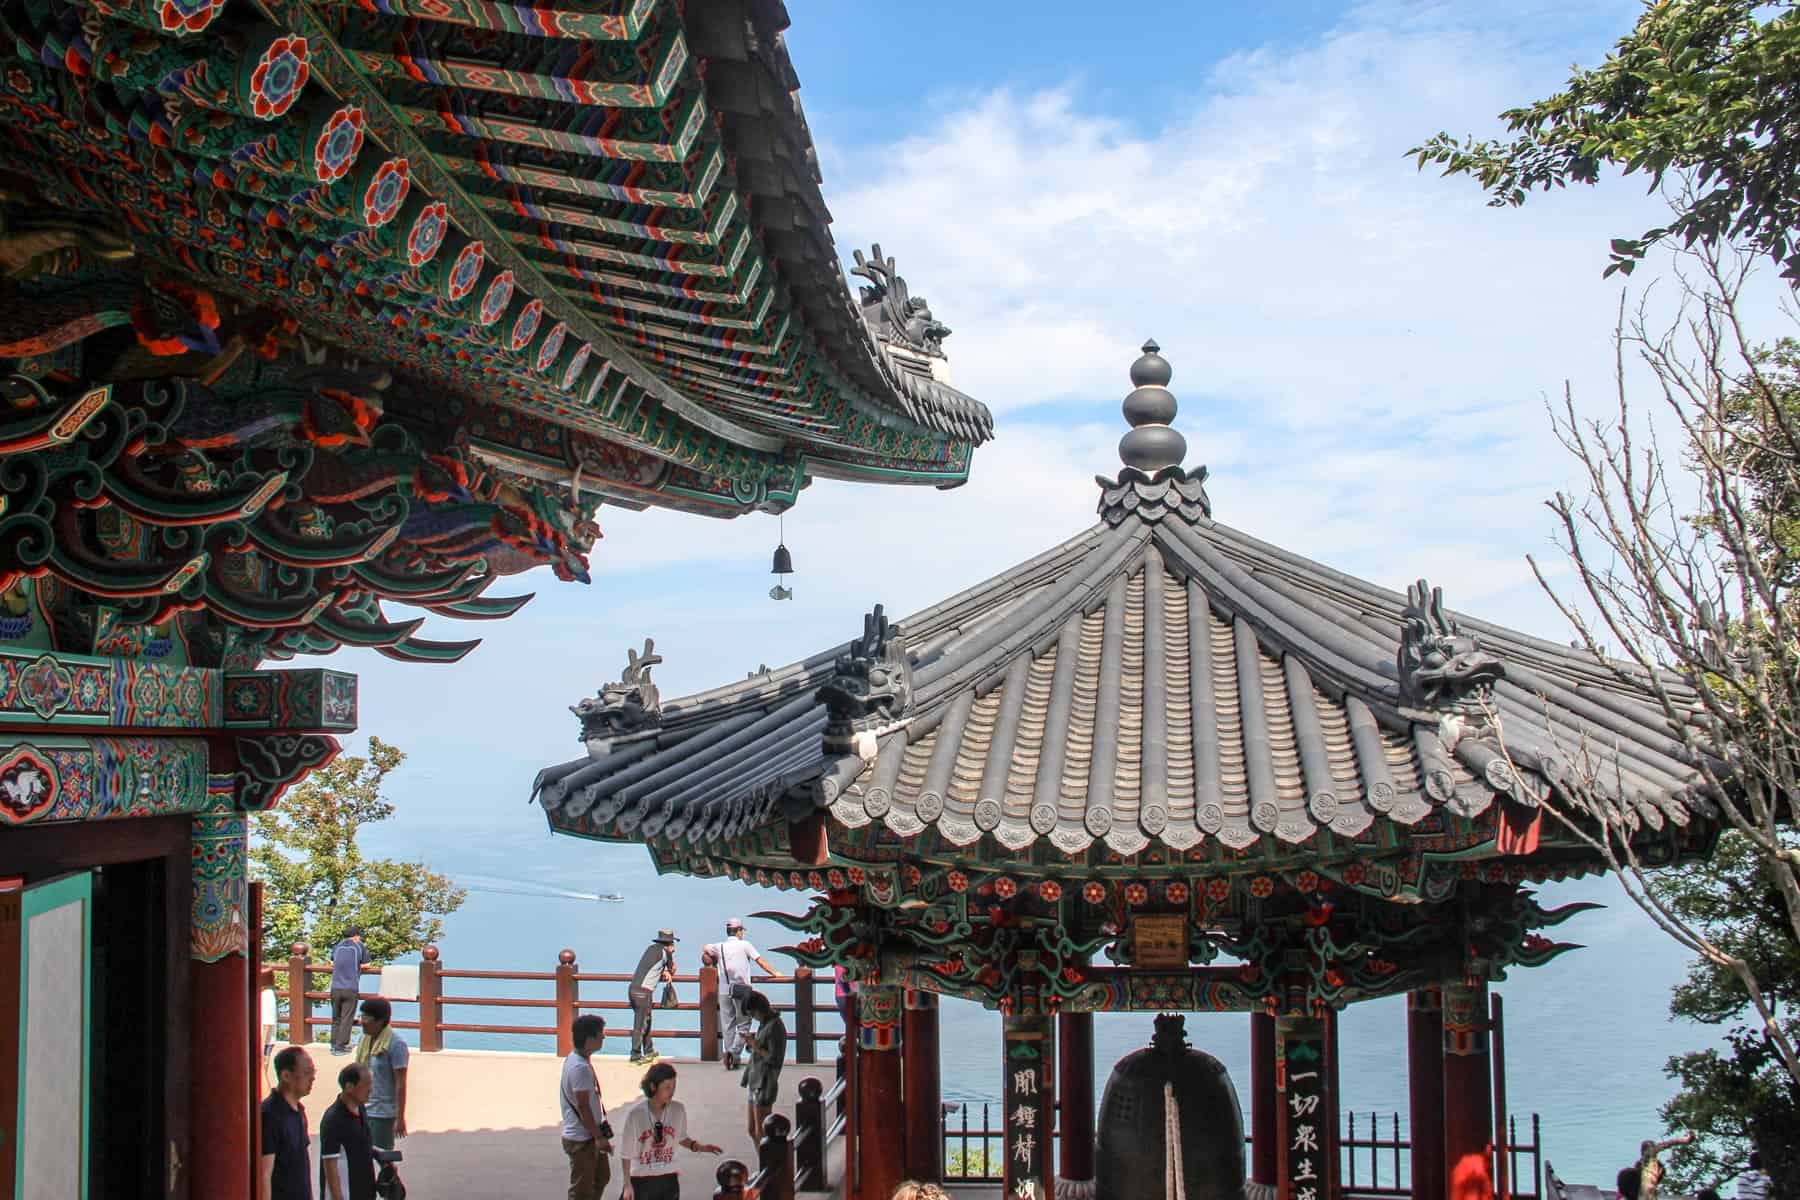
[251,736,465,964]
[1654,832,1800,1192]
[1410,1,1800,280]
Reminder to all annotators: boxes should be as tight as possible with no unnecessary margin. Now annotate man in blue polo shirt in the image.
[260,1045,317,1200]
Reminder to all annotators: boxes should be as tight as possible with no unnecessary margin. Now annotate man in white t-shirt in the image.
[559,1014,613,1200]
[619,1063,720,1200]
[700,918,780,1069]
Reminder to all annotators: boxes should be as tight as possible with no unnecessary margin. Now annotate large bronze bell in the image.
[1095,1013,1245,1200]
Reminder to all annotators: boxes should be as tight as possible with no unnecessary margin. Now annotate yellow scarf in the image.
[356,1024,392,1065]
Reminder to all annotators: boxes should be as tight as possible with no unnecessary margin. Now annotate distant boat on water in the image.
[461,873,622,904]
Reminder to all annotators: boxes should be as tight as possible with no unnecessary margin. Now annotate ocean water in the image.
[357,821,1708,1187]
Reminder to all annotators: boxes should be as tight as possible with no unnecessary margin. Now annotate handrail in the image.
[283,945,841,1060]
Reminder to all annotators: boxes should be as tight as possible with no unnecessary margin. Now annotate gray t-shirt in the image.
[559,1052,606,1142]
[364,1035,409,1119]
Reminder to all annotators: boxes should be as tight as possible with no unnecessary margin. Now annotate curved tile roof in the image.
[535,344,1707,862]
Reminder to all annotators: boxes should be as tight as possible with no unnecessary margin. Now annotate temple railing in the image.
[283,943,844,1061]
[936,1104,1545,1196]
[1341,1111,1543,1200]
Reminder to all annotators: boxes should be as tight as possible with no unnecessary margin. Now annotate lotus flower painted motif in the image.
[535,322,567,373]
[478,270,515,326]
[406,201,448,267]
[158,0,223,35]
[312,105,364,182]
[248,36,309,120]
[360,157,410,228]
[508,298,543,351]
[446,240,483,302]
[561,342,591,391]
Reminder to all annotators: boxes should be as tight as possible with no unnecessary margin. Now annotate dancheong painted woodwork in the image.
[0,0,993,674]
[534,341,1722,1018]
[0,5,992,1190]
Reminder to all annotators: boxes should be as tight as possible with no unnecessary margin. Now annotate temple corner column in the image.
[1056,1005,1096,1199]
[902,988,942,1183]
[1001,1001,1056,1200]
[1251,1009,1278,1187]
[1443,980,1495,1200]
[187,810,253,1200]
[854,985,906,1199]
[1409,986,1447,1200]
[1274,1013,1336,1200]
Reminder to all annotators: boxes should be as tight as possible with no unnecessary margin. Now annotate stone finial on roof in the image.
[1097,340,1211,525]
[1119,339,1186,474]
[572,637,664,754]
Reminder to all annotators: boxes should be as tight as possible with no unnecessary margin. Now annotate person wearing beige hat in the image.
[628,929,678,1063]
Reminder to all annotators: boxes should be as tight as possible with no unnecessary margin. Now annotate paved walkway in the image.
[292,1044,838,1197]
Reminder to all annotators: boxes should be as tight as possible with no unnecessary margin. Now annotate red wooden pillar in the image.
[418,945,443,1052]
[854,986,905,1199]
[286,943,310,1046]
[1057,1007,1096,1193]
[555,948,579,1055]
[1408,987,1447,1200]
[1275,1015,1335,1200]
[1251,1010,1279,1186]
[1443,981,1494,1200]
[1002,1007,1056,1199]
[700,962,721,1061]
[902,989,942,1182]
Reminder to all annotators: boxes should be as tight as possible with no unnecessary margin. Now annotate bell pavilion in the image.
[0,0,992,1194]
[536,343,1718,1200]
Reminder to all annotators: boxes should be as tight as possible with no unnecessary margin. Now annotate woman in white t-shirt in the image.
[619,1063,721,1200]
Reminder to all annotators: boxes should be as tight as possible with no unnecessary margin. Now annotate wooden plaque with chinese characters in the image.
[1131,914,1189,969]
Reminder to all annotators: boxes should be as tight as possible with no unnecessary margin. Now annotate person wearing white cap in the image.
[700,918,780,1070]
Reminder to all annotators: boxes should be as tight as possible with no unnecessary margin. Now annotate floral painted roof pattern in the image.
[0,0,989,508]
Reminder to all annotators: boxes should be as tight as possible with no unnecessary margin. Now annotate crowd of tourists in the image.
[562,917,791,1199]
[256,919,805,1200]
[258,928,412,1200]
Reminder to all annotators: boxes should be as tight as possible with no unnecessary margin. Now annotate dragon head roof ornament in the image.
[818,604,913,758]
[573,637,664,755]
[1397,580,1505,720]
[851,245,951,358]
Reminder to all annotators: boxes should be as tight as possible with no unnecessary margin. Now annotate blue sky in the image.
[351,0,1696,841]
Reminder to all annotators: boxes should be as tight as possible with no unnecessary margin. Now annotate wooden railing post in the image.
[699,962,721,1062]
[713,1161,748,1198]
[286,943,309,1046]
[418,944,443,1053]
[555,948,578,1056]
[793,966,816,1065]
[794,1077,824,1192]
[757,1113,795,1200]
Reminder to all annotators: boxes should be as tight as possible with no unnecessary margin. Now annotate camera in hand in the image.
[599,1120,615,1141]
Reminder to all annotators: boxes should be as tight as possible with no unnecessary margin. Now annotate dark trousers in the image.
[329,988,359,1051]
[629,1174,679,1200]
[629,988,655,1058]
